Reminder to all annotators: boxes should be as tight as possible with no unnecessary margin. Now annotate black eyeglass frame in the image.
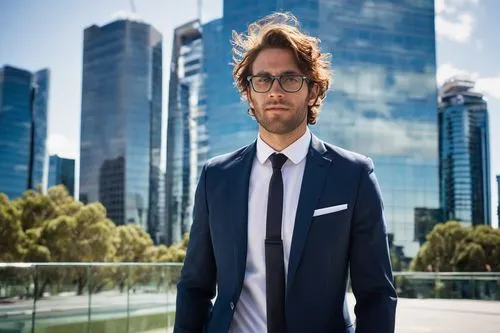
[246,74,312,93]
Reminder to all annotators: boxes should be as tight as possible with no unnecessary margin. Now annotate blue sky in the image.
[0,0,498,227]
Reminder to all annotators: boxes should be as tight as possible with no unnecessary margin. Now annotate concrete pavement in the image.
[1,292,499,332]
[141,294,500,333]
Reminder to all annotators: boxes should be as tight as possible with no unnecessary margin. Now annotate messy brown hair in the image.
[231,12,332,124]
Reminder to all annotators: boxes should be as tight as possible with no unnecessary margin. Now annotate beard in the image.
[252,100,308,135]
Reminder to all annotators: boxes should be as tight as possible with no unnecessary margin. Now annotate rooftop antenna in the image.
[130,0,136,13]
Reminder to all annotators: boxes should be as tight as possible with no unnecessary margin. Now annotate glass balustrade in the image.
[0,263,499,333]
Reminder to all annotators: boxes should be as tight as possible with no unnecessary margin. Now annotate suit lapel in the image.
[286,135,332,293]
[227,142,256,285]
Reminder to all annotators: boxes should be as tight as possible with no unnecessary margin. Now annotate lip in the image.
[265,106,288,111]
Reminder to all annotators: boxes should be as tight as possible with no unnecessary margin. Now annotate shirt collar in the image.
[256,127,311,165]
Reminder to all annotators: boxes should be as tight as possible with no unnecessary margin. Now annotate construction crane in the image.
[197,0,202,21]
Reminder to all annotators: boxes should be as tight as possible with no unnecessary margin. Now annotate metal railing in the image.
[0,263,499,333]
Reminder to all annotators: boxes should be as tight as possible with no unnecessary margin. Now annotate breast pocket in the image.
[309,204,351,251]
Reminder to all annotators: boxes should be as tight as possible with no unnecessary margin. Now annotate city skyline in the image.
[0,0,499,228]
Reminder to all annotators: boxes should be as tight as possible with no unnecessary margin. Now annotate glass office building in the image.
[165,20,208,244]
[202,0,438,257]
[497,175,500,227]
[31,69,50,192]
[438,77,491,226]
[0,65,49,199]
[48,155,75,196]
[79,19,163,241]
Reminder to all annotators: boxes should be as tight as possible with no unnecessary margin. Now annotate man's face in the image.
[247,48,318,136]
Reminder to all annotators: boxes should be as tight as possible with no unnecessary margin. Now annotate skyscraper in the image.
[202,0,438,257]
[0,65,49,199]
[438,77,491,226]
[79,19,163,241]
[165,20,208,244]
[497,175,500,228]
[48,155,75,196]
[497,175,500,227]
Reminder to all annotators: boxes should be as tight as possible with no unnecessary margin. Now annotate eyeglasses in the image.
[246,74,310,93]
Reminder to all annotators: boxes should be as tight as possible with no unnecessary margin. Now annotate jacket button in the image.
[230,302,235,310]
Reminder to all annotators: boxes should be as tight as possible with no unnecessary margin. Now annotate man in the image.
[174,12,397,333]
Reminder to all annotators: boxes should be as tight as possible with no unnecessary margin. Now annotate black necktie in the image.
[266,153,288,333]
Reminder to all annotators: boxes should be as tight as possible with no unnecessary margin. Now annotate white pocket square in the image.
[313,204,348,217]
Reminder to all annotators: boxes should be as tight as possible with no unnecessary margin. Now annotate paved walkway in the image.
[142,294,500,333]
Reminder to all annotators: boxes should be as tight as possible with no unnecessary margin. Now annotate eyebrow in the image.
[253,70,302,76]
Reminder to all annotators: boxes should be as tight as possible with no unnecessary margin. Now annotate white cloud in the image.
[47,133,78,159]
[435,0,480,42]
[436,13,474,42]
[476,77,500,100]
[436,0,480,14]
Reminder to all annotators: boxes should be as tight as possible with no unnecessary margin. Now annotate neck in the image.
[259,124,307,152]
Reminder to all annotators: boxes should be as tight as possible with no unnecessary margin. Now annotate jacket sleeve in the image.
[174,164,216,333]
[349,158,397,333]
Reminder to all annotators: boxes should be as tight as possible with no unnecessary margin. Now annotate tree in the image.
[12,190,57,231]
[411,221,500,274]
[411,221,469,272]
[67,203,117,294]
[113,224,155,292]
[47,185,83,217]
[452,225,500,272]
[72,203,116,262]
[0,193,27,261]
[1,186,196,298]
[114,224,154,262]
[453,242,486,272]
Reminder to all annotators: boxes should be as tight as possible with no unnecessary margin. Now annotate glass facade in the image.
[497,175,500,227]
[202,0,439,257]
[165,20,207,245]
[438,78,491,226]
[413,207,442,245]
[79,19,163,242]
[31,69,50,191]
[0,65,49,199]
[48,155,75,196]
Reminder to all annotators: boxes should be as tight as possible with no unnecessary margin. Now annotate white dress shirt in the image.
[229,128,311,333]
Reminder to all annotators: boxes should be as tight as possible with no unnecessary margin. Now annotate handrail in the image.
[1,263,499,277]
[0,262,184,267]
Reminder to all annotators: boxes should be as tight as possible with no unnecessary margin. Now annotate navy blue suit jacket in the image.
[174,135,397,333]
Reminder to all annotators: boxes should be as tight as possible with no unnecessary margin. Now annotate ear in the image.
[308,83,320,106]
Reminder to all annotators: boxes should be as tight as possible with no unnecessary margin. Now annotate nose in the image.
[268,78,285,97]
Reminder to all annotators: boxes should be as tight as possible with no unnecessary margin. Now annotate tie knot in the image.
[269,153,288,170]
